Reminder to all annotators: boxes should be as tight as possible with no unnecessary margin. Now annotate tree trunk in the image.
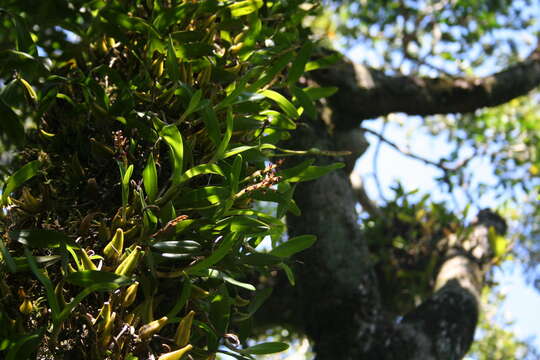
[256,109,506,359]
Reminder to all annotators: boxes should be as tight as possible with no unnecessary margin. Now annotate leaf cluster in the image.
[0,1,337,359]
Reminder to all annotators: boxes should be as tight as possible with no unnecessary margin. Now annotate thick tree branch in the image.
[312,46,540,128]
[399,209,507,360]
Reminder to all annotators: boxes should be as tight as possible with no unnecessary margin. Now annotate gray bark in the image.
[311,45,540,129]
[256,44,531,358]
[256,115,506,359]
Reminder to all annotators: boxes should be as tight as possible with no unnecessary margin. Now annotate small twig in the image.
[363,126,446,170]
[271,147,352,157]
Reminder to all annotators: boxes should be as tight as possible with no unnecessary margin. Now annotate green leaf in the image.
[223,143,275,159]
[24,248,60,319]
[160,125,184,184]
[167,35,181,82]
[201,106,221,146]
[10,229,79,249]
[166,278,192,319]
[286,163,345,182]
[230,155,243,194]
[173,43,214,58]
[0,98,25,147]
[242,342,289,355]
[240,252,282,266]
[304,86,339,100]
[305,53,342,72]
[143,153,158,202]
[277,159,314,180]
[291,86,317,120]
[66,270,133,288]
[248,52,294,92]
[279,263,295,286]
[186,233,239,274]
[181,89,202,121]
[122,164,134,193]
[229,0,263,17]
[209,284,231,336]
[270,235,316,258]
[5,331,42,360]
[170,30,206,43]
[11,15,36,55]
[213,107,234,161]
[260,90,298,119]
[0,239,17,273]
[151,240,201,253]
[234,287,272,322]
[287,41,314,85]
[204,269,256,291]
[1,160,40,205]
[229,216,270,234]
[180,163,224,183]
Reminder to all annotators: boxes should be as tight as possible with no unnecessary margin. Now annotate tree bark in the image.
[256,113,507,359]
[311,45,540,129]
[256,43,529,358]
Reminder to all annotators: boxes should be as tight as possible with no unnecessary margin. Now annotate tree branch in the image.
[399,209,507,360]
[312,46,540,128]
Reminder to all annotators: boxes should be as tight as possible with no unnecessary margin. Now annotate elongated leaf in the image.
[240,252,282,266]
[0,98,25,147]
[11,229,79,249]
[204,269,256,291]
[305,53,342,71]
[182,89,202,120]
[230,155,243,194]
[248,52,294,92]
[143,153,158,202]
[287,163,345,182]
[270,235,317,258]
[260,90,298,119]
[56,281,129,325]
[242,342,289,355]
[229,216,270,234]
[19,78,37,102]
[186,233,238,274]
[279,263,295,286]
[201,106,221,146]
[174,43,214,58]
[0,239,17,273]
[6,331,42,360]
[213,108,233,161]
[209,284,231,336]
[2,160,41,205]
[287,41,314,85]
[167,35,181,82]
[24,248,60,318]
[171,30,205,42]
[180,163,224,183]
[160,125,184,184]
[151,240,201,253]
[66,270,133,288]
[304,86,339,100]
[122,164,134,187]
[166,278,192,318]
[291,86,317,120]
[229,0,263,17]
[223,143,275,159]
[277,159,314,180]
